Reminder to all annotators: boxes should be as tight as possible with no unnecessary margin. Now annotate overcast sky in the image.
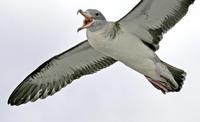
[1,0,200,122]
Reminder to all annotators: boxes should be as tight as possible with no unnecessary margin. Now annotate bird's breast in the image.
[87,28,157,74]
[87,28,114,52]
[87,29,138,60]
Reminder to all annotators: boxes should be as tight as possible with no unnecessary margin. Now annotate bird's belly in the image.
[88,32,157,75]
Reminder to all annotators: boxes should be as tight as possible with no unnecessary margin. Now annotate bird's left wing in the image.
[118,0,195,51]
[8,40,116,106]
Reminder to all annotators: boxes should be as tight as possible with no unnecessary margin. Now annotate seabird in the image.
[8,0,195,106]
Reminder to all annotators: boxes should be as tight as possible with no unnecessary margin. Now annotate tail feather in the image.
[161,61,186,92]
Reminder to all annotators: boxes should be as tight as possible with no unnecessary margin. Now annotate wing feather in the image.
[8,40,116,106]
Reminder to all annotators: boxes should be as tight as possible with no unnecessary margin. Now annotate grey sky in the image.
[1,0,200,122]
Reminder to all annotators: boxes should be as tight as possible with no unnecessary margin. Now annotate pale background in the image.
[1,0,200,122]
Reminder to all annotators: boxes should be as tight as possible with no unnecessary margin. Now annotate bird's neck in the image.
[88,20,108,32]
[87,22,121,39]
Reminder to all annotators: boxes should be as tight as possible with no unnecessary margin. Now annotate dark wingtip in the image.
[7,98,18,106]
[7,93,20,106]
[8,91,18,106]
[7,81,32,106]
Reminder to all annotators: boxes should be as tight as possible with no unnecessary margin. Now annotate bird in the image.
[8,0,195,106]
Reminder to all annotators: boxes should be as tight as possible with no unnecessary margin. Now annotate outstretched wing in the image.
[118,0,195,51]
[8,40,116,106]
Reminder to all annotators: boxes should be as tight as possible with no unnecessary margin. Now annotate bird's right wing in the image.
[8,40,116,106]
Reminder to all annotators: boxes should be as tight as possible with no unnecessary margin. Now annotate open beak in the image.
[77,9,94,32]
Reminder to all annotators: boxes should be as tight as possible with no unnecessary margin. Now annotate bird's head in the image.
[77,9,107,32]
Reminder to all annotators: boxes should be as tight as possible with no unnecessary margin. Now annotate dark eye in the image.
[95,13,99,16]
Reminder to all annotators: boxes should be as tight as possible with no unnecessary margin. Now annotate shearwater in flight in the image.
[8,0,195,106]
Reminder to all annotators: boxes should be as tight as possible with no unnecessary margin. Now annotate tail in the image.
[145,61,186,94]
[161,61,186,92]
